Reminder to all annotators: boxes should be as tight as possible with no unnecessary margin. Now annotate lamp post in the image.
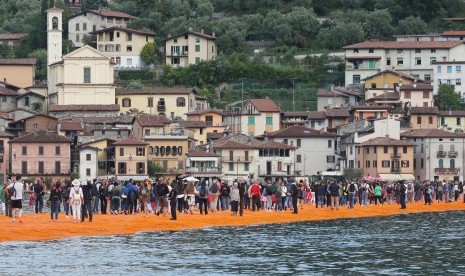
[128,154,132,177]
[236,157,240,181]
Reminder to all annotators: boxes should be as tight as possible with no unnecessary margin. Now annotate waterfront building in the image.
[112,138,148,181]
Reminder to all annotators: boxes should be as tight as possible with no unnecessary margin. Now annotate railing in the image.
[391,167,401,173]
[223,156,253,162]
[391,153,402,159]
[157,105,166,112]
[434,168,460,174]
[448,151,458,158]
[437,151,447,158]
[186,167,221,173]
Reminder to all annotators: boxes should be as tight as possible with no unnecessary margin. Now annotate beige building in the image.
[92,26,155,69]
[48,45,116,106]
[186,109,225,143]
[116,87,208,120]
[0,132,13,183]
[223,98,281,136]
[0,58,36,88]
[79,138,115,177]
[68,8,134,47]
[408,107,439,129]
[363,70,422,100]
[164,29,216,67]
[357,137,415,181]
[113,138,148,181]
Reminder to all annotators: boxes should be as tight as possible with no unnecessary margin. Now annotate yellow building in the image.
[113,138,148,181]
[0,58,36,88]
[439,110,465,133]
[357,137,415,181]
[116,86,208,120]
[185,109,225,144]
[48,45,115,106]
[409,107,439,129]
[363,70,422,100]
[91,26,155,69]
[164,28,216,67]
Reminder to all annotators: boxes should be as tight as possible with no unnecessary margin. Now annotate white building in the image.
[79,146,100,183]
[432,61,465,98]
[401,129,465,181]
[343,40,465,86]
[68,8,134,48]
[186,150,222,179]
[265,126,337,177]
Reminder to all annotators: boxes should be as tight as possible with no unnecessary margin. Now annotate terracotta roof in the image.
[206,132,224,140]
[317,89,346,98]
[167,30,216,41]
[307,111,327,120]
[212,133,294,150]
[70,9,135,20]
[0,58,36,65]
[178,120,207,128]
[134,115,169,127]
[248,98,280,112]
[186,150,219,157]
[441,31,465,36]
[9,130,72,144]
[401,129,465,138]
[59,115,134,125]
[439,110,465,117]
[259,140,297,150]
[351,105,393,111]
[368,92,400,101]
[362,70,423,82]
[49,104,120,112]
[0,87,20,96]
[59,121,84,131]
[0,33,27,40]
[116,87,193,95]
[360,137,415,146]
[16,91,46,99]
[410,106,439,115]
[80,138,116,146]
[186,109,223,116]
[112,138,147,146]
[399,83,433,91]
[266,126,336,138]
[21,114,58,122]
[343,40,464,49]
[0,131,13,138]
[90,26,154,36]
[282,111,309,117]
[325,108,350,117]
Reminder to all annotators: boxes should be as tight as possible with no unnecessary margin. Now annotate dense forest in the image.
[1,0,465,110]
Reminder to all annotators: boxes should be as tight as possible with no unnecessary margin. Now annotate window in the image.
[297,139,301,147]
[38,146,44,155]
[358,161,360,168]
[83,23,87,31]
[374,147,377,153]
[457,79,462,86]
[373,160,377,168]
[438,66,441,73]
[277,161,282,171]
[404,91,411,99]
[118,162,127,174]
[83,67,91,83]
[403,146,408,154]
[430,57,436,64]
[397,49,403,54]
[421,91,430,99]
[38,161,44,174]
[55,146,60,155]
[326,156,335,163]
[438,159,444,168]
[119,147,124,156]
[371,83,377,88]
[447,66,452,73]
[368,48,374,53]
[421,158,424,169]
[382,160,390,167]
[176,97,186,107]
[353,75,361,84]
[283,139,288,144]
[22,161,27,175]
[85,168,91,176]
[397,58,403,66]
[365,160,370,168]
[266,116,272,125]
[127,58,132,65]
[366,148,370,154]
[229,163,234,171]
[122,98,131,107]
[297,155,302,163]
[195,57,200,64]
[353,49,359,53]
[136,162,145,174]
[417,116,422,125]
[127,33,132,41]
[386,58,391,66]
[24,96,30,106]
[383,146,388,154]
[86,154,91,161]
[415,49,421,53]
[456,66,462,72]
[368,60,375,69]
[75,23,80,31]
[401,160,409,168]
[136,147,145,156]
[440,117,445,126]
[171,57,180,65]
[328,140,332,148]
[415,57,421,65]
[127,46,132,52]
[55,161,61,174]
[450,159,455,169]
[457,118,461,125]
[248,116,255,125]
[22,146,27,155]
[147,97,153,107]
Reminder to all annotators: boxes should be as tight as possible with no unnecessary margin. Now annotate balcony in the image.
[186,167,221,173]
[157,105,166,112]
[391,153,402,159]
[434,167,460,174]
[391,167,401,173]
[437,151,447,158]
[223,156,253,163]
[448,151,458,158]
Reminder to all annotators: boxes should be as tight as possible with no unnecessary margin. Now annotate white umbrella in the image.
[183,176,199,182]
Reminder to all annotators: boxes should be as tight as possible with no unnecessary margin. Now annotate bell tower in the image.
[46,8,63,110]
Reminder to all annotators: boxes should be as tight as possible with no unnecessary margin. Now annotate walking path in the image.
[1,201,465,242]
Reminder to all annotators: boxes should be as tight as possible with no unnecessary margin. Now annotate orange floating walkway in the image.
[1,201,465,243]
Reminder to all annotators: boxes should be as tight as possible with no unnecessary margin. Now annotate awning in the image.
[378,174,415,181]
[400,174,415,181]
[188,172,224,178]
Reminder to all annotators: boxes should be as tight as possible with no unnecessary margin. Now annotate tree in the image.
[140,42,157,66]
[343,168,363,181]
[31,102,43,112]
[396,16,428,35]
[199,87,215,106]
[148,161,165,178]
[435,84,464,110]
[81,0,108,11]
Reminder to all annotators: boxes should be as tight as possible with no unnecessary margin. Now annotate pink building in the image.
[0,132,13,183]
[9,130,72,180]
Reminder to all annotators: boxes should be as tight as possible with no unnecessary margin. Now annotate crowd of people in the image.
[1,175,464,223]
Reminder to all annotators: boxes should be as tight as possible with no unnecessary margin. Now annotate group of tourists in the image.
[1,174,464,223]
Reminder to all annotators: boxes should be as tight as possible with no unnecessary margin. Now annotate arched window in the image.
[450,144,455,151]
[178,146,183,155]
[160,146,165,155]
[450,159,455,169]
[148,146,153,155]
[166,146,171,155]
[52,17,58,30]
[154,146,159,155]
[439,159,444,168]
[172,146,177,156]
[438,144,443,151]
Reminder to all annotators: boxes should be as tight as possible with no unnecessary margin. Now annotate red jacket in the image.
[250,183,261,196]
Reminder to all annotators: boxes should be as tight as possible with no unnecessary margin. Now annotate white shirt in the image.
[7,182,24,200]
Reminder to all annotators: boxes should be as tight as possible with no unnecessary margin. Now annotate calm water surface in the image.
[1,211,465,275]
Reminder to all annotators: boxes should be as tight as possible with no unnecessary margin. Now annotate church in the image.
[46,8,117,116]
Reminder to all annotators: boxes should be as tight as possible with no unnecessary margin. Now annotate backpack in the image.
[221,186,228,196]
[62,187,70,199]
[349,183,355,193]
[386,186,393,194]
[266,185,273,196]
[72,187,81,204]
[210,183,219,194]
[407,183,413,191]
[199,186,207,197]
[7,184,16,197]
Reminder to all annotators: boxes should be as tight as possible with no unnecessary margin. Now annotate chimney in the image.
[212,32,216,37]
[201,29,204,34]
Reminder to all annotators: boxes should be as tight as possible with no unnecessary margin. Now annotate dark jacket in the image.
[168,186,178,200]
[81,184,93,201]
[49,186,62,202]
[156,183,169,197]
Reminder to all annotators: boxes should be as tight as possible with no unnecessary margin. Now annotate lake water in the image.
[2,211,465,275]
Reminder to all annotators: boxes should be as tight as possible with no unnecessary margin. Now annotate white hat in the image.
[72,179,81,186]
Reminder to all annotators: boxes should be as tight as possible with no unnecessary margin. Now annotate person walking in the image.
[348,182,358,210]
[99,179,108,214]
[374,183,383,205]
[110,181,122,215]
[220,181,230,211]
[32,178,44,213]
[184,181,197,215]
[290,180,299,214]
[156,179,169,216]
[328,181,340,210]
[230,182,240,215]
[209,178,220,212]
[6,175,24,223]
[197,180,209,215]
[399,181,407,209]
[168,182,178,220]
[249,180,261,212]
[81,181,93,222]
[61,180,72,218]
[49,181,62,221]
